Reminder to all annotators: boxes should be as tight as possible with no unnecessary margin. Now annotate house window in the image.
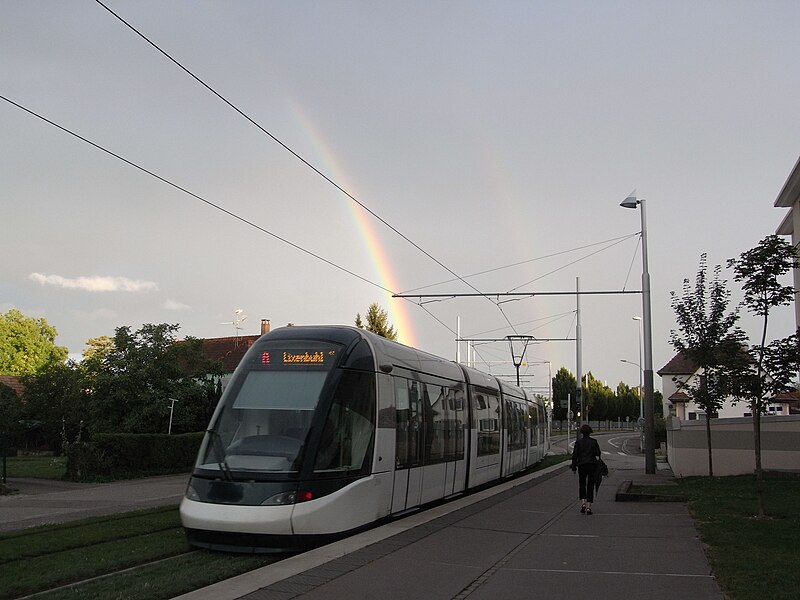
[688,412,698,420]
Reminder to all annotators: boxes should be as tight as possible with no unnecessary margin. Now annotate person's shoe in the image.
[580,504,586,513]
[586,507,593,515]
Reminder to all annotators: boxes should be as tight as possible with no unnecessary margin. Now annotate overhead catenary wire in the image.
[505,234,638,293]
[92,0,511,333]
[0,94,461,336]
[399,233,639,295]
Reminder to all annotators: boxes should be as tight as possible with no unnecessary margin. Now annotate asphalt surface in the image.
[0,473,189,532]
[1,434,723,600]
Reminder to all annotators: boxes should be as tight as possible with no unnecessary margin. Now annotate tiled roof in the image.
[200,335,260,372]
[657,352,698,376]
[771,390,800,402]
[668,390,690,403]
[0,374,24,396]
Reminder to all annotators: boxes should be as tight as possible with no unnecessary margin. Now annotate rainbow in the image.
[289,105,416,346]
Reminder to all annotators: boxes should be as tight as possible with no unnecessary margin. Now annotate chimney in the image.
[261,319,271,335]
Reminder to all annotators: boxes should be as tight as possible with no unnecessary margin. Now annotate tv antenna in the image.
[220,308,248,339]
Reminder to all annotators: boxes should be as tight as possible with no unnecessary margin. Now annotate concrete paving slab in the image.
[468,567,722,600]
[168,434,724,600]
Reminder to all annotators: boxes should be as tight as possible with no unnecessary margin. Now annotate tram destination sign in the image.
[260,348,337,367]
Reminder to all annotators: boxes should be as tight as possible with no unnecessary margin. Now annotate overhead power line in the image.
[1,95,462,337]
[92,0,501,316]
[0,95,387,289]
[399,233,639,295]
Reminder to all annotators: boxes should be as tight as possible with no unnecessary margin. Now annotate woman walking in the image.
[570,424,601,514]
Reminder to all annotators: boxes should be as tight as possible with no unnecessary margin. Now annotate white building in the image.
[658,352,793,420]
[775,155,800,327]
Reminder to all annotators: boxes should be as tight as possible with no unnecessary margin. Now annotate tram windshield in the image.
[197,340,341,475]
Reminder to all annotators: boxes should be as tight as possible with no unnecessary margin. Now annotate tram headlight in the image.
[185,481,201,501]
[262,490,314,505]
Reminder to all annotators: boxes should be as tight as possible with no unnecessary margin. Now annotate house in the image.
[658,352,793,420]
[774,154,800,328]
[0,375,24,398]
[199,319,271,388]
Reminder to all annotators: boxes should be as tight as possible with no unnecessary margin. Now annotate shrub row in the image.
[65,432,204,481]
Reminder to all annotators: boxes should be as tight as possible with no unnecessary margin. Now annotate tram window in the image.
[232,370,328,410]
[475,392,500,456]
[396,379,465,467]
[395,378,422,469]
[313,370,375,473]
[506,401,526,450]
[529,404,540,447]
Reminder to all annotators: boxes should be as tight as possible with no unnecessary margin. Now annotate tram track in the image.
[0,507,286,600]
[14,550,201,600]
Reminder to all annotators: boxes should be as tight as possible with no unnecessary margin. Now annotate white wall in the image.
[666,415,800,476]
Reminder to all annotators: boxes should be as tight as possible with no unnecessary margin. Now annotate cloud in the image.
[163,299,191,311]
[29,273,158,293]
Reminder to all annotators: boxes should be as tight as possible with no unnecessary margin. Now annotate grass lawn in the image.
[0,506,280,600]
[4,455,67,479]
[638,473,800,600]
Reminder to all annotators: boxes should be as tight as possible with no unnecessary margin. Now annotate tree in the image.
[669,254,742,476]
[85,324,222,434]
[615,382,639,421]
[0,381,25,450]
[728,235,800,517]
[355,303,398,341]
[0,309,68,375]
[551,367,577,421]
[583,372,614,421]
[21,361,87,452]
[82,336,114,362]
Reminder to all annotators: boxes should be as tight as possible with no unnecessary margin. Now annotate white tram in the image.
[180,326,549,552]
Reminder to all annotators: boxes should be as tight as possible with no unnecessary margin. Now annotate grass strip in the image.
[4,456,67,479]
[25,550,280,600]
[0,527,192,600]
[641,473,800,600]
[0,506,180,563]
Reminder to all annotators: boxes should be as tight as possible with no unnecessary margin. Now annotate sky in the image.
[2,1,799,400]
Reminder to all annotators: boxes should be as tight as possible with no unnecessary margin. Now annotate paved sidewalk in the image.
[176,452,722,600]
[0,474,188,531]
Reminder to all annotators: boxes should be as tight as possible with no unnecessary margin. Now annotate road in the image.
[551,430,643,457]
[0,473,189,532]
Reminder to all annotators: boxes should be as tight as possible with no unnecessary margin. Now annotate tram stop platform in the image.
[176,450,724,600]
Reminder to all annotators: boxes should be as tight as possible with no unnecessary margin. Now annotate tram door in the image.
[392,379,465,511]
[392,378,423,512]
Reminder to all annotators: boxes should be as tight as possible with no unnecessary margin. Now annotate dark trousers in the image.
[578,463,596,503]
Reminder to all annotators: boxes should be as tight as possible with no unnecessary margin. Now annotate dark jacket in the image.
[571,435,600,469]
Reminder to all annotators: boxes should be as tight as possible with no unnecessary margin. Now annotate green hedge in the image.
[65,432,204,481]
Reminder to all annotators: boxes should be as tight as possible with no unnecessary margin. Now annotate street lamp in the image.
[632,315,644,419]
[167,398,179,435]
[620,359,643,419]
[620,192,656,474]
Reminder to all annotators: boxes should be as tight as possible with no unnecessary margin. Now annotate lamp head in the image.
[620,189,641,208]
[620,195,640,209]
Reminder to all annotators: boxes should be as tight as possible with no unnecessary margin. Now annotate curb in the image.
[615,479,686,502]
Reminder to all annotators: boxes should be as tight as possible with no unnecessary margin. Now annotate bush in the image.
[65,432,204,481]
[654,416,667,444]
[65,442,108,481]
